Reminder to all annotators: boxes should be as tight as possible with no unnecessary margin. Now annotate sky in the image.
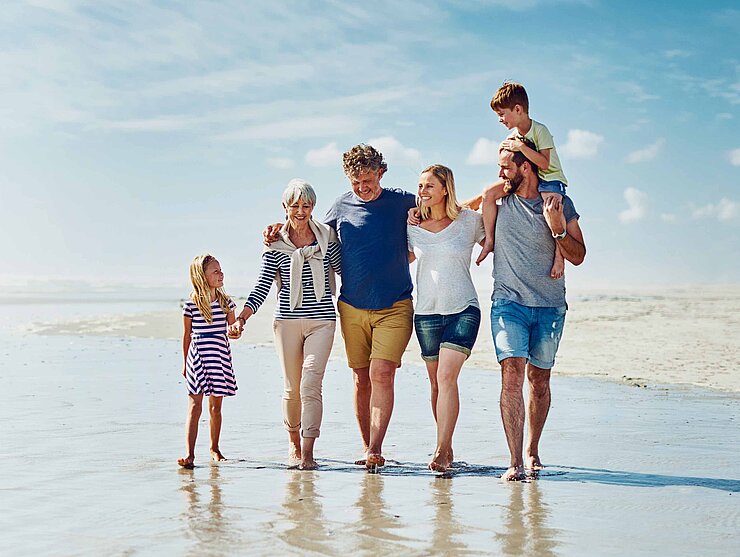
[1,0,738,295]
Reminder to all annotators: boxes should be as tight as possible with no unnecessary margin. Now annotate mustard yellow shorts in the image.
[337,299,414,369]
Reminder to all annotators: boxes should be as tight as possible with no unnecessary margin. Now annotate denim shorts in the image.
[538,179,566,196]
[414,305,481,361]
[490,298,566,369]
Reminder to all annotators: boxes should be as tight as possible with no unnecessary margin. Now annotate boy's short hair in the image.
[342,144,388,177]
[491,81,529,113]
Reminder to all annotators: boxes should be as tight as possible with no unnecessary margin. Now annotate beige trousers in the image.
[273,319,336,438]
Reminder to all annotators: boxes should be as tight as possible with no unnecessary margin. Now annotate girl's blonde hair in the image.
[418,164,461,221]
[189,254,231,324]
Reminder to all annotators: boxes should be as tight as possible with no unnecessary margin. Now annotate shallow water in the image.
[1,303,739,556]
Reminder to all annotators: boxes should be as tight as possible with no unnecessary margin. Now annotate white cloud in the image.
[466,138,500,165]
[367,136,421,167]
[660,213,677,223]
[560,129,604,159]
[692,198,738,222]
[729,148,740,166]
[267,157,294,169]
[214,115,361,141]
[663,49,691,59]
[305,142,342,168]
[717,113,734,120]
[620,82,659,102]
[626,138,665,163]
[619,187,648,223]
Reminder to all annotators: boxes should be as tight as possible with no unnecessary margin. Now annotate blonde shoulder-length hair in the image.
[189,254,231,324]
[418,164,461,221]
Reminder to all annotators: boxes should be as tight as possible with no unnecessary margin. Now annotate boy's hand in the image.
[500,138,523,152]
[407,207,421,226]
[543,196,566,236]
[263,222,283,245]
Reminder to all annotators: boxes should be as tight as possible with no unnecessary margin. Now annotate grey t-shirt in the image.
[408,209,485,315]
[492,194,579,307]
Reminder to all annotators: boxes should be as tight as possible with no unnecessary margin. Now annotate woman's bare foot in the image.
[526,454,544,470]
[501,465,526,481]
[210,449,227,462]
[366,453,385,469]
[177,457,195,469]
[288,432,302,465]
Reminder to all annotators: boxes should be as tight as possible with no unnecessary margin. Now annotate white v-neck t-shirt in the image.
[407,209,485,315]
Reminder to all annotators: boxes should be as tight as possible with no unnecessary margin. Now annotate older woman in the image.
[407,165,485,472]
[231,179,341,470]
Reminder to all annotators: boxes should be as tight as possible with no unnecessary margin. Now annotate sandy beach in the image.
[1,290,738,556]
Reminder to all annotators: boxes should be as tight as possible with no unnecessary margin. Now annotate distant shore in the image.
[22,285,740,394]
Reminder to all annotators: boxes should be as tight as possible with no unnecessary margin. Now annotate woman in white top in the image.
[407,164,485,472]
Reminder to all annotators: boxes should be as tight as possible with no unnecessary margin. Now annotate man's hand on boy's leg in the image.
[540,191,563,205]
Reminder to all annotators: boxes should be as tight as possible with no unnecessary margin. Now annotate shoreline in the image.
[18,284,740,395]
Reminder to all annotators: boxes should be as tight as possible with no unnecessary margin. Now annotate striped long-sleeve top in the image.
[244,241,342,320]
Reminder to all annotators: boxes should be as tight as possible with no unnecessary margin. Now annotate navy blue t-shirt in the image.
[325,188,417,310]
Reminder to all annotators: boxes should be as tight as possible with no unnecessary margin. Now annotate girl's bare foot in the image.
[210,449,227,462]
[178,457,195,469]
[501,465,526,481]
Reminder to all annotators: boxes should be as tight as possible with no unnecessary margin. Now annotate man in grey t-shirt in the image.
[492,139,586,481]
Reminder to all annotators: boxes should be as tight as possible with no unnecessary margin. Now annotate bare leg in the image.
[352,366,371,464]
[429,349,466,471]
[179,394,203,468]
[208,395,226,461]
[526,363,551,471]
[550,244,565,279]
[366,359,397,467]
[500,358,526,481]
[426,360,440,421]
[300,436,317,470]
[476,189,499,265]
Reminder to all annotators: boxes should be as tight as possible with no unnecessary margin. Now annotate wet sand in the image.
[2,300,739,555]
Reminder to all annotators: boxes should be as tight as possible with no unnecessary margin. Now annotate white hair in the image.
[282,178,316,207]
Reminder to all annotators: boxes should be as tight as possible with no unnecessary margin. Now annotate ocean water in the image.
[0,301,739,556]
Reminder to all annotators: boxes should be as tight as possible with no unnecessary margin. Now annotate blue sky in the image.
[1,0,738,294]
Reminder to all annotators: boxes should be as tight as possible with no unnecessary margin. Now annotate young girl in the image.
[178,254,240,469]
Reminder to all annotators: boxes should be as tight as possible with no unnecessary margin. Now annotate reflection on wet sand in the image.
[497,481,559,556]
[354,474,413,553]
[279,470,334,554]
[428,477,468,555]
[180,465,237,551]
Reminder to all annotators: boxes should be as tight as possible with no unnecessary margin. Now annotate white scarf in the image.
[266,219,337,310]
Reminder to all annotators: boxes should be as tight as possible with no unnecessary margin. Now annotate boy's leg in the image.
[208,395,226,461]
[538,180,567,279]
[476,179,506,265]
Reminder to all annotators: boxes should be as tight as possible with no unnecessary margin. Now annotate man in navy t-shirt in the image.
[324,144,416,468]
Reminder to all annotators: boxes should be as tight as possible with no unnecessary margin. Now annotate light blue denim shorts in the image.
[538,179,567,196]
[490,298,566,369]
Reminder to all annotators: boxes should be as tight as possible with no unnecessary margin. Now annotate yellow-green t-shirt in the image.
[508,119,568,185]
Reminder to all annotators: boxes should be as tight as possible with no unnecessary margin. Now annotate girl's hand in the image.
[227,322,242,339]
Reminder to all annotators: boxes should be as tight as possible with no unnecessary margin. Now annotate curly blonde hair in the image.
[342,144,387,176]
[189,254,231,324]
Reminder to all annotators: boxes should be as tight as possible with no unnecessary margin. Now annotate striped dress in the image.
[245,242,341,319]
[183,299,238,396]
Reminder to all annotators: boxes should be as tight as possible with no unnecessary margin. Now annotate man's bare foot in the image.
[448,447,454,467]
[475,242,493,266]
[210,449,227,462]
[550,256,564,279]
[366,453,385,469]
[299,458,318,470]
[177,457,194,469]
[354,458,367,466]
[526,455,544,471]
[428,449,452,472]
[501,465,526,481]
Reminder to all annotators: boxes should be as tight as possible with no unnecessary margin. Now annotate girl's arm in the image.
[182,315,192,376]
[328,241,342,275]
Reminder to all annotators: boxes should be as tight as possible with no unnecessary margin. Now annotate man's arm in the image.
[543,197,586,266]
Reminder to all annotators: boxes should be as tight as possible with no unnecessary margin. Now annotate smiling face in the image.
[417,171,448,211]
[498,150,524,193]
[204,259,224,289]
[285,197,314,228]
[495,105,525,130]
[348,168,384,202]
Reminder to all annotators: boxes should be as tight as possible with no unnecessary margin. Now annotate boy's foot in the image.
[501,465,526,481]
[365,453,385,469]
[177,457,195,469]
[475,242,494,266]
[210,449,227,462]
[550,259,564,279]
